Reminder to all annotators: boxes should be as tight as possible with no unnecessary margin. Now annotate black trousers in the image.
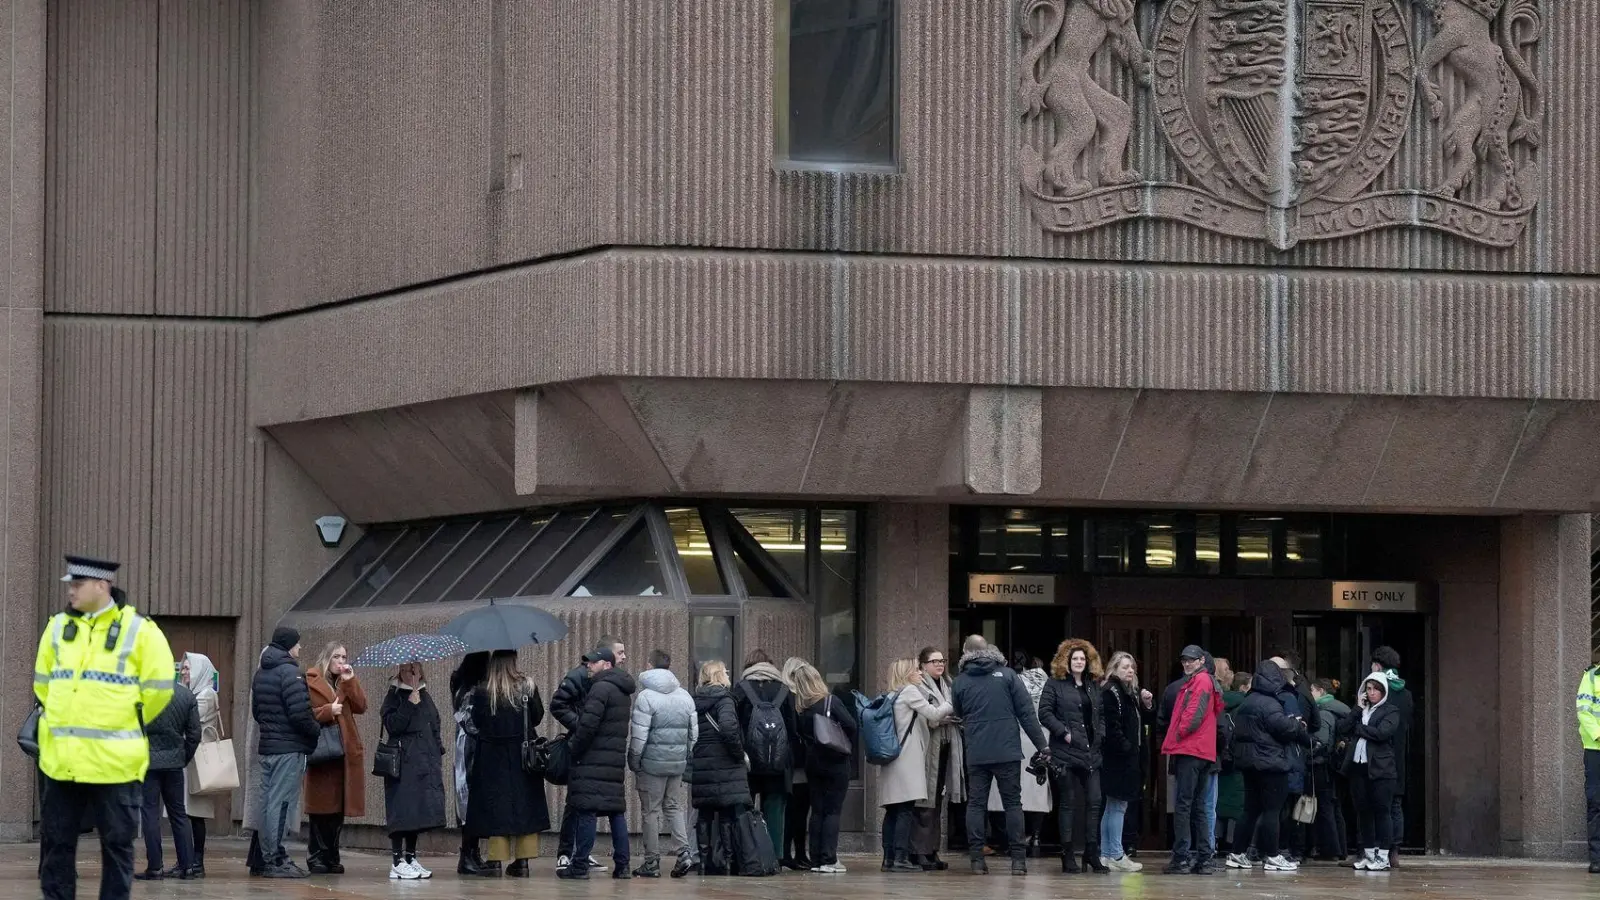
[1310,763,1346,858]
[966,763,1024,861]
[1238,770,1289,860]
[910,742,950,856]
[1054,767,1103,856]
[1349,764,1396,851]
[785,781,811,860]
[40,777,141,900]
[809,774,848,866]
[140,769,194,873]
[1588,750,1600,865]
[306,813,344,865]
[882,801,914,860]
[191,819,206,861]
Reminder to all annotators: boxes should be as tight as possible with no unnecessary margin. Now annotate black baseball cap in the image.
[582,647,616,665]
[1179,645,1206,661]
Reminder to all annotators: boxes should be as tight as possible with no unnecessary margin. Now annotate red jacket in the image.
[1161,672,1221,761]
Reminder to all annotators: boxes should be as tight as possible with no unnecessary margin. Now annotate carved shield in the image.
[1152,0,1414,213]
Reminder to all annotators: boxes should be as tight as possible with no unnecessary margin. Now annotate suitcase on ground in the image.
[729,808,778,877]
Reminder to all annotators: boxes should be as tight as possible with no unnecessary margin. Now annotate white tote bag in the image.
[186,720,240,795]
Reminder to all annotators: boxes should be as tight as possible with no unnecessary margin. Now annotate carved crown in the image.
[1457,0,1503,21]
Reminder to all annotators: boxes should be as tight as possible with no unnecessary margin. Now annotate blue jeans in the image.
[1100,798,1129,859]
[573,811,630,873]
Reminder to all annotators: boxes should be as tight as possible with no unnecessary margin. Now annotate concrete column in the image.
[1498,514,1589,858]
[861,503,949,833]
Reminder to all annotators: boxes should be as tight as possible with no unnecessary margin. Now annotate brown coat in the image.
[303,668,368,817]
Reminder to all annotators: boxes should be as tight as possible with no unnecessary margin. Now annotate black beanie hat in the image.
[271,626,301,651]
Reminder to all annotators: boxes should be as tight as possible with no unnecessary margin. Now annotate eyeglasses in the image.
[926,658,946,665]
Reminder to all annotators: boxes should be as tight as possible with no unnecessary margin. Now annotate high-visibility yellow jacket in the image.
[1578,666,1600,751]
[33,603,174,784]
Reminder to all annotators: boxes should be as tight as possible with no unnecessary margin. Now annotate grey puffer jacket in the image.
[146,682,201,771]
[630,667,698,777]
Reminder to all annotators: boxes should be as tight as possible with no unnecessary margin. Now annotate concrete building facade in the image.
[0,0,1594,857]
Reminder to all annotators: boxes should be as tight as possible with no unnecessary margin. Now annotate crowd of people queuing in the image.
[224,624,1415,881]
[31,550,1420,900]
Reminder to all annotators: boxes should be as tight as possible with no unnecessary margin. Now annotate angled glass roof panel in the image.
[730,508,808,594]
[333,525,433,609]
[568,520,666,597]
[523,506,631,596]
[402,514,518,605]
[292,525,406,612]
[366,519,476,607]
[444,514,548,602]
[479,510,587,599]
[730,538,794,600]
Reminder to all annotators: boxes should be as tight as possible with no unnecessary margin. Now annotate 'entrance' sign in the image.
[968,573,1056,605]
[1331,581,1421,613]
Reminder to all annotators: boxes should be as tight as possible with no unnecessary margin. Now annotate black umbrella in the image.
[439,599,569,652]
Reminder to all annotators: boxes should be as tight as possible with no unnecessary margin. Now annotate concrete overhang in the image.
[262,379,1600,522]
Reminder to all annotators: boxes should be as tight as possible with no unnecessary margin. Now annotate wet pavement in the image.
[16,840,1598,900]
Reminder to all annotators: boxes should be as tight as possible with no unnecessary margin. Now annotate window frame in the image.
[773,0,903,173]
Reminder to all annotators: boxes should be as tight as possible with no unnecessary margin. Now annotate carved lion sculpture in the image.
[1019,0,1151,196]
[1416,0,1543,210]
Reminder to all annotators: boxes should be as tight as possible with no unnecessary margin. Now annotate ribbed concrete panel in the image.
[1412,280,1536,398]
[251,256,607,425]
[39,320,156,609]
[254,250,1600,427]
[1549,281,1600,401]
[146,323,259,616]
[1532,0,1589,274]
[612,252,833,380]
[1140,270,1272,392]
[253,1,494,315]
[843,259,1010,384]
[1283,273,1417,396]
[1017,265,1140,386]
[41,320,261,618]
[742,600,815,668]
[154,0,251,317]
[44,0,156,313]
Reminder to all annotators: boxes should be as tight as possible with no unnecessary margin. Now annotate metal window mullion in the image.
[704,508,749,602]
[434,515,522,603]
[726,514,808,601]
[395,519,484,606]
[473,512,562,600]
[546,505,649,599]
[647,505,692,604]
[325,529,410,609]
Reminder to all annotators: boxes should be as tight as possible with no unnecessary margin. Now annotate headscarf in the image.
[1353,673,1389,764]
[185,652,218,699]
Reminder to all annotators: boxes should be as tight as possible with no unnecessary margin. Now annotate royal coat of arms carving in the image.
[1018,0,1544,249]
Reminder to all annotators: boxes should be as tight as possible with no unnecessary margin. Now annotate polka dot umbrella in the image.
[352,633,471,668]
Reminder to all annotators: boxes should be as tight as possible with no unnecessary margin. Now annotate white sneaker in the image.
[588,855,603,868]
[1368,850,1391,871]
[389,862,421,880]
[408,858,432,879]
[821,863,846,874]
[1107,855,1142,872]
[1225,852,1250,869]
[1354,849,1374,871]
[556,855,571,871]
[1264,854,1298,871]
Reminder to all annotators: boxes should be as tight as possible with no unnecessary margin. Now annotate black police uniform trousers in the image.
[40,775,141,900]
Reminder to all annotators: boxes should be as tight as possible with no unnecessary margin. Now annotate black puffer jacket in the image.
[1337,675,1403,780]
[690,685,751,809]
[550,664,589,731]
[1038,676,1102,771]
[1230,661,1310,774]
[146,682,201,771]
[567,667,636,813]
[252,645,319,756]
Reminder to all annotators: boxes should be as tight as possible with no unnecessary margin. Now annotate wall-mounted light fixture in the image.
[315,515,348,549]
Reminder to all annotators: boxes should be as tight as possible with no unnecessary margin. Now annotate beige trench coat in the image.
[878,682,956,808]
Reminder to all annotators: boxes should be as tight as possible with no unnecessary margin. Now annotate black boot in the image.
[1061,851,1081,874]
[1084,849,1110,874]
[457,847,484,876]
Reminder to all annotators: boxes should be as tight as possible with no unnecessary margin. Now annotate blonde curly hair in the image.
[1051,638,1103,681]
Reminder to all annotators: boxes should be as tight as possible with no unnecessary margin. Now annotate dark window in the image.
[731,508,808,593]
[731,539,793,599]
[445,515,550,601]
[480,511,586,598]
[524,507,630,595]
[691,615,737,676]
[403,515,516,605]
[293,526,406,611]
[333,526,432,609]
[817,509,859,694]
[782,0,897,166]
[1236,515,1278,576]
[569,520,667,597]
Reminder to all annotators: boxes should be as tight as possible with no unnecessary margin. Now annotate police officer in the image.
[34,556,175,900]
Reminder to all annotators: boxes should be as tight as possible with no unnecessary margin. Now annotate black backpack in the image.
[1217,707,1237,774]
[739,681,792,775]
